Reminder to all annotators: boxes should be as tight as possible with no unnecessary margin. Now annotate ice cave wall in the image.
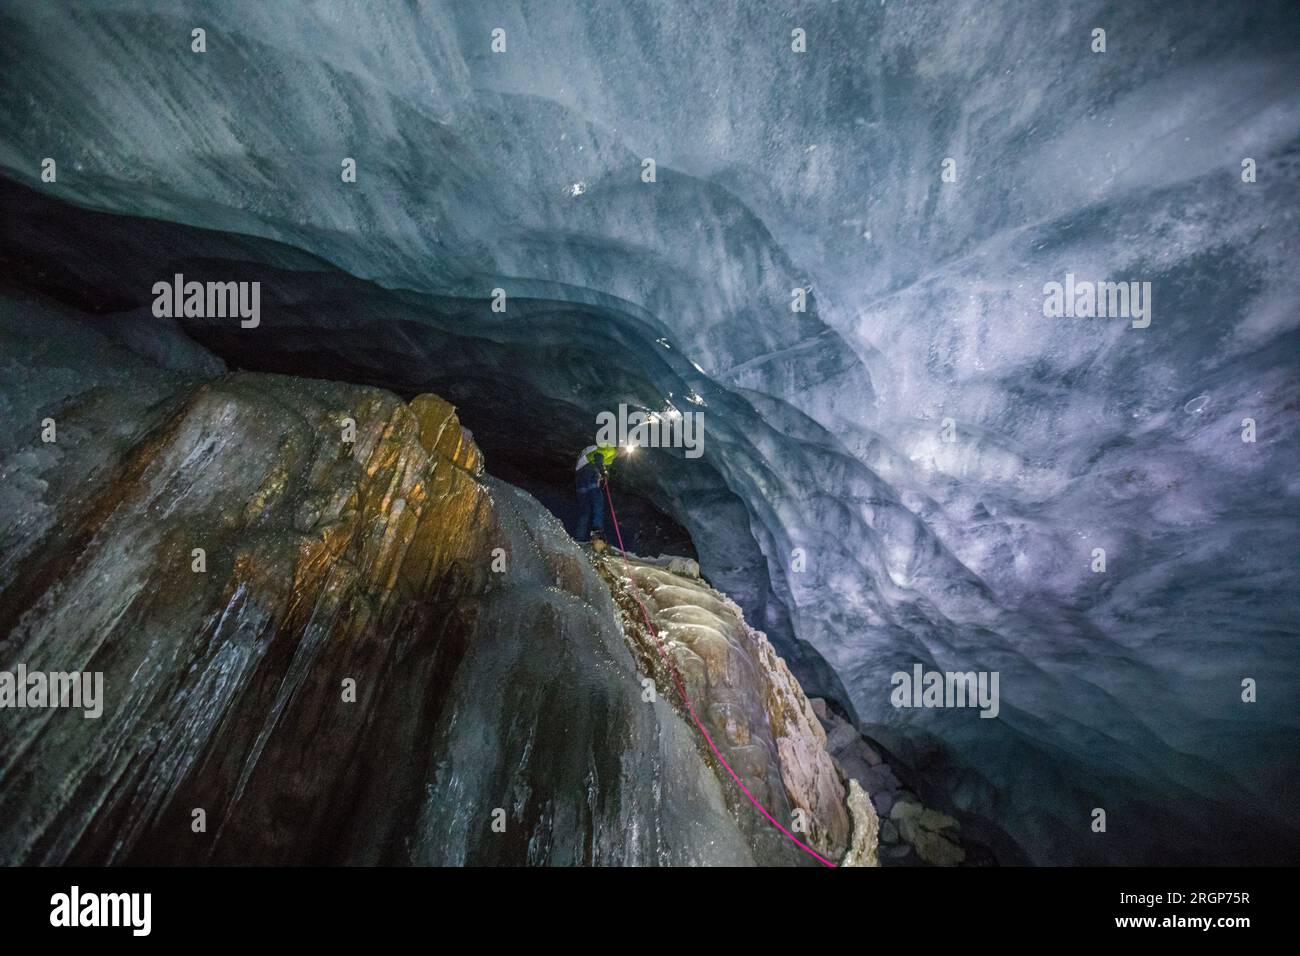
[1,290,863,866]
[1,0,1298,863]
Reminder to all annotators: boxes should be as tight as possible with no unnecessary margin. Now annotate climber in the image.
[575,442,617,552]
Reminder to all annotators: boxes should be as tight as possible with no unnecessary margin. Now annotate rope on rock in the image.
[602,480,837,868]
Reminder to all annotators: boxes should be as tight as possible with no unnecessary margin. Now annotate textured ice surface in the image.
[1,0,1298,862]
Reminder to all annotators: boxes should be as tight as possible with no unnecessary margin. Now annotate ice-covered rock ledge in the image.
[594,546,990,865]
[592,548,879,865]
[1,294,870,866]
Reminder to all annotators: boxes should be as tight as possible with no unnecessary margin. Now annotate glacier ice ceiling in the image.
[1,0,1298,865]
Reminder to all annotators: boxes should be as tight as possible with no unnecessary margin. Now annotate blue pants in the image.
[575,483,605,541]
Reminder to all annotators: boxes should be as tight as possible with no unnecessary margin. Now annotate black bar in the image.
[0,866,1285,942]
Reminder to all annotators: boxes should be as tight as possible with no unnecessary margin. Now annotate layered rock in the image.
[0,299,851,865]
[594,551,851,862]
[840,781,880,868]
[0,328,498,862]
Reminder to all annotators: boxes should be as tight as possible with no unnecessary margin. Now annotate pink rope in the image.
[601,480,837,868]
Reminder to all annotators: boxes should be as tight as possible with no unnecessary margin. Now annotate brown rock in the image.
[840,779,881,867]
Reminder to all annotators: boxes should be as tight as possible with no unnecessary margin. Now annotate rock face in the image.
[595,551,851,862]
[0,299,848,865]
[840,781,880,868]
[890,800,964,868]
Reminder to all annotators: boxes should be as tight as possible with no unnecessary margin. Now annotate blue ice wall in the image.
[2,0,1297,863]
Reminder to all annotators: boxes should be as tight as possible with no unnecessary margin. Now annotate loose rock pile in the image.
[810,698,968,866]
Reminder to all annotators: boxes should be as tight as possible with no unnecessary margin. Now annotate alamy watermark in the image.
[1043,273,1151,329]
[596,402,704,458]
[152,272,260,328]
[50,886,150,936]
[890,664,999,718]
[0,664,103,718]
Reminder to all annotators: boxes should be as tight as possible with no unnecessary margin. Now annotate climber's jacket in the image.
[575,444,614,492]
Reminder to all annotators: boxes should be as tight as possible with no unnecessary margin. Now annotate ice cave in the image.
[0,0,1298,868]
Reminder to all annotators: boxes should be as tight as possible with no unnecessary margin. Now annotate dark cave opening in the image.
[0,175,699,556]
[483,453,699,560]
